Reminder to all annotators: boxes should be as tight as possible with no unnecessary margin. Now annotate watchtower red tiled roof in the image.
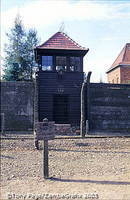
[107,43,130,73]
[36,32,88,50]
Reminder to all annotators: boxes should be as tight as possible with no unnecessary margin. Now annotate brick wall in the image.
[120,66,130,84]
[107,67,120,83]
[107,66,130,84]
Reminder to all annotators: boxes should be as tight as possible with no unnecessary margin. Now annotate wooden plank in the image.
[90,101,130,107]
[91,120,130,128]
[90,106,130,112]
[90,89,130,96]
[90,114,130,120]
[87,82,130,132]
[90,83,130,88]
[43,139,49,179]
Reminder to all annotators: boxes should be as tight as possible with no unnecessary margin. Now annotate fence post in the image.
[43,139,49,179]
[80,81,86,137]
[1,113,5,135]
[86,72,91,133]
[80,72,92,137]
[34,76,39,124]
[34,76,39,148]
[86,120,89,134]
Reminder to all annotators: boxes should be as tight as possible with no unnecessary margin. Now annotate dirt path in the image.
[1,137,130,200]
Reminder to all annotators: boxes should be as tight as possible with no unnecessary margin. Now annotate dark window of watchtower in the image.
[70,57,80,71]
[53,95,69,123]
[42,56,53,71]
[56,56,67,71]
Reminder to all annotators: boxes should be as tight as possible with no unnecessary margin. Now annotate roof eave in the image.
[34,47,89,55]
[106,63,130,73]
[35,47,88,50]
[106,65,119,73]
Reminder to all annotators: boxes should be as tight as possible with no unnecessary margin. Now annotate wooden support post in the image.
[80,82,86,138]
[86,120,89,134]
[34,77,39,126]
[80,72,92,137]
[86,72,91,134]
[33,77,39,150]
[34,139,39,150]
[43,139,49,179]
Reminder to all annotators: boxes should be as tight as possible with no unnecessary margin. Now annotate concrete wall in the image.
[1,81,34,131]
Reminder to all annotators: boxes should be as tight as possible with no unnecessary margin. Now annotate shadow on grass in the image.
[50,177,130,185]
[49,148,130,154]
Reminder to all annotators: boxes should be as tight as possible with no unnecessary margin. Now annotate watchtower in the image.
[34,32,89,125]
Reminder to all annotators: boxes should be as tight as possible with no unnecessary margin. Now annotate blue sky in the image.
[1,0,130,82]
